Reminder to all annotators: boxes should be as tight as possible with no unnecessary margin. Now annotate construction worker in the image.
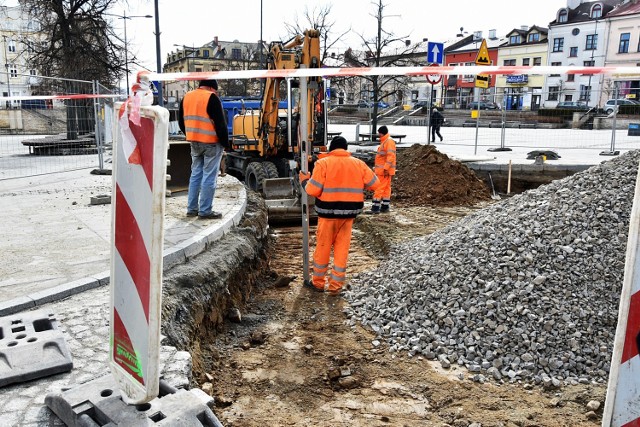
[178,79,229,219]
[367,125,396,214]
[299,136,381,295]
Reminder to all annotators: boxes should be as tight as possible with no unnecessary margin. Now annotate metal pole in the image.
[123,11,130,95]
[93,80,104,170]
[299,69,310,286]
[259,0,263,69]
[427,83,433,144]
[474,87,480,155]
[324,78,329,147]
[601,82,619,156]
[3,36,10,108]
[154,0,163,107]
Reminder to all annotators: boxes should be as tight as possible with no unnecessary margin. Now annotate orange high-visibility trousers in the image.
[372,174,392,208]
[312,217,354,292]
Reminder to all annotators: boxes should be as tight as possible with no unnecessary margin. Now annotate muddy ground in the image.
[190,204,606,427]
[186,146,605,426]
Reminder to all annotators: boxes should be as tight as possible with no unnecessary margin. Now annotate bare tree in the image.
[345,0,423,133]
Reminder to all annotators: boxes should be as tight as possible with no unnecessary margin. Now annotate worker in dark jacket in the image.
[178,79,229,219]
[299,136,381,294]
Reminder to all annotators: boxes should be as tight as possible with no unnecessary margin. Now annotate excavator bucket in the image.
[262,177,295,199]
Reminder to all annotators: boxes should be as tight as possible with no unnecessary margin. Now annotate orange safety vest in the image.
[182,88,219,144]
[305,149,380,218]
[374,133,396,176]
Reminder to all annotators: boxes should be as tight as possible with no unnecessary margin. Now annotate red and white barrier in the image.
[110,102,169,404]
[603,164,640,427]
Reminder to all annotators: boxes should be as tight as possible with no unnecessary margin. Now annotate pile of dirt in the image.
[393,144,491,206]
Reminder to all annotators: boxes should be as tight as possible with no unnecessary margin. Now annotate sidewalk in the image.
[0,168,248,316]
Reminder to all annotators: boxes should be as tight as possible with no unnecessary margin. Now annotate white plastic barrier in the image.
[603,162,640,427]
[109,103,169,404]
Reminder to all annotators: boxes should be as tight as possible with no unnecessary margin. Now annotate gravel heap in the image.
[346,150,640,386]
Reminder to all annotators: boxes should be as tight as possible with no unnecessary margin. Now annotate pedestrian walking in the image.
[431,108,444,142]
[367,125,396,214]
[178,79,229,219]
[299,136,381,294]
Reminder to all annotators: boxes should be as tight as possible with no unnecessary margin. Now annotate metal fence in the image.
[0,74,125,181]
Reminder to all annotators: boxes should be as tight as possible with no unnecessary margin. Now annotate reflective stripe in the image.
[334,265,346,273]
[365,176,378,188]
[322,187,364,194]
[185,127,218,137]
[184,115,217,126]
[314,262,329,269]
[308,178,324,190]
[330,273,345,282]
[314,206,363,216]
[313,271,326,277]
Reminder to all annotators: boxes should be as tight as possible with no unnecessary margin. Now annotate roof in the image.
[549,0,621,26]
[607,0,640,17]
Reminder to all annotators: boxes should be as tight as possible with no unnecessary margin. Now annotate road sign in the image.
[426,64,442,85]
[475,74,489,88]
[427,41,444,65]
[111,103,169,404]
[475,39,491,65]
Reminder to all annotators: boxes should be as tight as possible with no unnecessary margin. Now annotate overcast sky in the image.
[7,0,567,83]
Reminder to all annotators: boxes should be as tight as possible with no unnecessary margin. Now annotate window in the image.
[528,33,540,42]
[567,74,575,82]
[7,39,15,53]
[29,69,36,76]
[553,37,564,52]
[619,33,630,53]
[533,57,542,66]
[558,9,568,23]
[203,50,209,58]
[9,67,17,78]
[580,84,591,101]
[551,62,561,77]
[565,94,573,101]
[586,34,598,50]
[592,4,602,19]
[584,60,595,67]
[548,86,560,101]
[231,48,242,60]
[570,47,578,57]
[522,58,530,66]
[510,35,521,44]
[503,59,516,66]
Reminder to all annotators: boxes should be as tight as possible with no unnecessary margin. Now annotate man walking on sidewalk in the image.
[178,79,229,219]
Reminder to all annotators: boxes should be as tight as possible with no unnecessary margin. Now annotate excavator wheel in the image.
[245,161,281,192]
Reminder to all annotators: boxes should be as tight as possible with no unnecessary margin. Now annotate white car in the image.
[604,99,639,114]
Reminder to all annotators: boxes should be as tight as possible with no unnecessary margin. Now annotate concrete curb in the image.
[0,186,248,317]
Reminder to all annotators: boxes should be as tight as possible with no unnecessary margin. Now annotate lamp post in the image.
[106,11,153,95]
[2,35,11,109]
[154,0,163,106]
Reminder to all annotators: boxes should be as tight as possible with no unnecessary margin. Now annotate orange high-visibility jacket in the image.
[305,149,380,218]
[182,88,220,143]
[374,133,396,176]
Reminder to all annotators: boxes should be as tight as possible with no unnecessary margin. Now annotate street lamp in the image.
[106,11,153,95]
[2,35,11,109]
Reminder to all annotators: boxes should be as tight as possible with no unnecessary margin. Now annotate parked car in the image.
[604,99,639,114]
[357,100,390,109]
[555,101,589,111]
[468,101,499,110]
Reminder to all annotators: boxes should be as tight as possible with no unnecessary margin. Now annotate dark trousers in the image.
[431,126,442,142]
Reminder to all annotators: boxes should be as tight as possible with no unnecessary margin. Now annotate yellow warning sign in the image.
[475,74,489,88]
[475,39,491,65]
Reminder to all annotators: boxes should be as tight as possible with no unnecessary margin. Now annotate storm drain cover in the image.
[46,374,222,426]
[0,311,73,387]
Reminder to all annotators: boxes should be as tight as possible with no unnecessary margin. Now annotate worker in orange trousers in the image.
[299,136,381,294]
[367,125,396,214]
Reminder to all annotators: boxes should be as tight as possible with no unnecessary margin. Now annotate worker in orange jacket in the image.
[299,136,381,294]
[367,125,396,214]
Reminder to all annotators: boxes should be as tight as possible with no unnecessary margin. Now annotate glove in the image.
[383,169,390,177]
[299,171,311,182]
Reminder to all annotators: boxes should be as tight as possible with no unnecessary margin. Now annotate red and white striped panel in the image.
[110,103,169,404]
[603,165,640,427]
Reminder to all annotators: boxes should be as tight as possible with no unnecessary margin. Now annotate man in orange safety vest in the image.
[299,136,381,295]
[367,125,396,214]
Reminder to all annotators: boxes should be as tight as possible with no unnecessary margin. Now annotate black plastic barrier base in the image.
[45,374,224,426]
[0,311,73,387]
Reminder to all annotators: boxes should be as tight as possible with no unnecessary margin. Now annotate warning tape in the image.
[147,65,640,82]
[0,93,124,101]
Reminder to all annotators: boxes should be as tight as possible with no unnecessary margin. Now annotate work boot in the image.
[365,208,380,215]
[440,136,443,141]
[198,211,222,219]
[303,280,324,292]
[380,206,390,214]
[186,211,198,217]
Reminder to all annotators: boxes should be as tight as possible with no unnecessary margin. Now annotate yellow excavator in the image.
[227,29,327,220]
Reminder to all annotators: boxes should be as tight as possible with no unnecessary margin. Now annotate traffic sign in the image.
[426,64,442,85]
[475,74,489,88]
[475,39,491,65]
[427,41,444,65]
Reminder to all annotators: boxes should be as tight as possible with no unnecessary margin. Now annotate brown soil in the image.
[189,152,605,426]
[394,144,491,207]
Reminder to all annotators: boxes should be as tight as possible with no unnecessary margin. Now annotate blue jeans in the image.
[187,142,224,215]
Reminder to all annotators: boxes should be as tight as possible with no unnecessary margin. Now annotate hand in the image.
[383,169,390,177]
[299,171,311,182]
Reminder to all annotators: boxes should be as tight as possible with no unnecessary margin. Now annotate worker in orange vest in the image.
[367,125,396,214]
[299,136,381,294]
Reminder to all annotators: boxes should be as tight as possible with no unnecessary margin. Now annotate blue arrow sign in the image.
[427,42,444,65]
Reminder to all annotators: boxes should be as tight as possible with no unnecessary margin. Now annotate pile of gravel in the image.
[346,150,640,386]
